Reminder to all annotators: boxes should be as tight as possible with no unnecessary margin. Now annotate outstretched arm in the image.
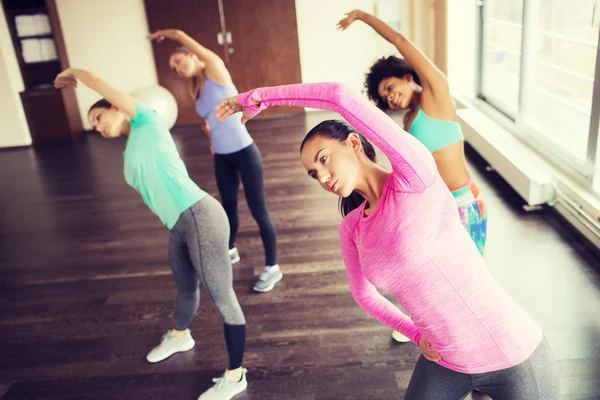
[147,29,231,84]
[338,10,447,92]
[338,10,450,103]
[54,68,136,118]
[339,224,422,344]
[215,82,436,191]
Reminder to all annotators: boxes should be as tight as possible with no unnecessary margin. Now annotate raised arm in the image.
[54,68,136,118]
[233,82,436,191]
[147,29,231,84]
[338,10,448,95]
[339,224,422,344]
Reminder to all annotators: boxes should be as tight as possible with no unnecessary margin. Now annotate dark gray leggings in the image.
[169,195,246,369]
[405,336,560,399]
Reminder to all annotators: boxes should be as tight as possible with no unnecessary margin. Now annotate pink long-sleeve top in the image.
[238,83,542,374]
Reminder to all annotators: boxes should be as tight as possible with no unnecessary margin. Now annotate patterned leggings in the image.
[452,180,487,255]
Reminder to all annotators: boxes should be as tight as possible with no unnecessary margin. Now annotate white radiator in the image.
[457,108,556,206]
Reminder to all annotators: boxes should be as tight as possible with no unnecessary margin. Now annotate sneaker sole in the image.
[146,339,196,363]
[391,332,412,343]
[227,380,248,400]
[198,375,247,400]
[252,273,283,293]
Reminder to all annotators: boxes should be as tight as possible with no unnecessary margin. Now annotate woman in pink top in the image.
[214,83,559,399]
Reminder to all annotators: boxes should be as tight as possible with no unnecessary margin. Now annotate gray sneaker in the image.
[253,264,283,292]
[229,247,240,264]
[198,368,248,400]
[146,329,195,363]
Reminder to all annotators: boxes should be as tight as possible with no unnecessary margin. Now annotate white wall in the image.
[0,5,32,147]
[3,0,423,143]
[411,0,435,61]
[55,0,158,130]
[294,0,407,101]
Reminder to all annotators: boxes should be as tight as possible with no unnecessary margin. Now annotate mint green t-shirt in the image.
[124,101,206,229]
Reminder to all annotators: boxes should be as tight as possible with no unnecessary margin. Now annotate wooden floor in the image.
[1,111,600,400]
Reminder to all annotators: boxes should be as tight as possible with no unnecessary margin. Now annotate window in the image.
[479,0,600,177]
[480,0,524,116]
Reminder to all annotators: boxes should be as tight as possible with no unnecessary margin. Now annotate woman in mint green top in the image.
[54,68,249,400]
[338,10,488,345]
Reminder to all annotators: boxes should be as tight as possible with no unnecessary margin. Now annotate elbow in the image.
[331,82,350,92]
[329,82,354,99]
[352,293,375,310]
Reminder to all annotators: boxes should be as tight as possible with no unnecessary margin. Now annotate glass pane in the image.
[522,0,599,162]
[481,0,524,115]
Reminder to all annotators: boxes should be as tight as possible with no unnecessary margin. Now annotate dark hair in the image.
[300,120,377,217]
[88,99,112,114]
[364,55,421,110]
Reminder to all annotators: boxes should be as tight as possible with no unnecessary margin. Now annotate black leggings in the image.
[214,143,277,266]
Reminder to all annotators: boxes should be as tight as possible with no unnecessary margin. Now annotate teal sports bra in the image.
[407,106,464,153]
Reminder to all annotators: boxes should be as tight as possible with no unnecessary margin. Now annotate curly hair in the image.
[364,56,421,110]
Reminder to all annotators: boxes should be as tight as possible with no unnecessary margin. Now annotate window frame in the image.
[477,0,600,183]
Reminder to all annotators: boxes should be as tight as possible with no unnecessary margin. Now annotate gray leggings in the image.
[405,336,560,400]
[169,195,246,369]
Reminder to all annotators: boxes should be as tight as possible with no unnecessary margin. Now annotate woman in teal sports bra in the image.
[339,9,487,344]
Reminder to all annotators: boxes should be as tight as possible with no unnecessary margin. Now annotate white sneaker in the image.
[253,264,283,292]
[391,330,412,343]
[198,368,248,400]
[146,329,195,363]
[229,247,240,264]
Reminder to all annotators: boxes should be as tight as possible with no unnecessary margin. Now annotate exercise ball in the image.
[132,85,178,129]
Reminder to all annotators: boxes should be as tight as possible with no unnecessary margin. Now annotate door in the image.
[221,0,303,117]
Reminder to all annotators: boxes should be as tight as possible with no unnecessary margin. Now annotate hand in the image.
[214,96,260,124]
[147,29,179,43]
[337,10,364,31]
[200,118,211,133]
[209,144,215,156]
[54,69,77,89]
[419,337,442,363]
